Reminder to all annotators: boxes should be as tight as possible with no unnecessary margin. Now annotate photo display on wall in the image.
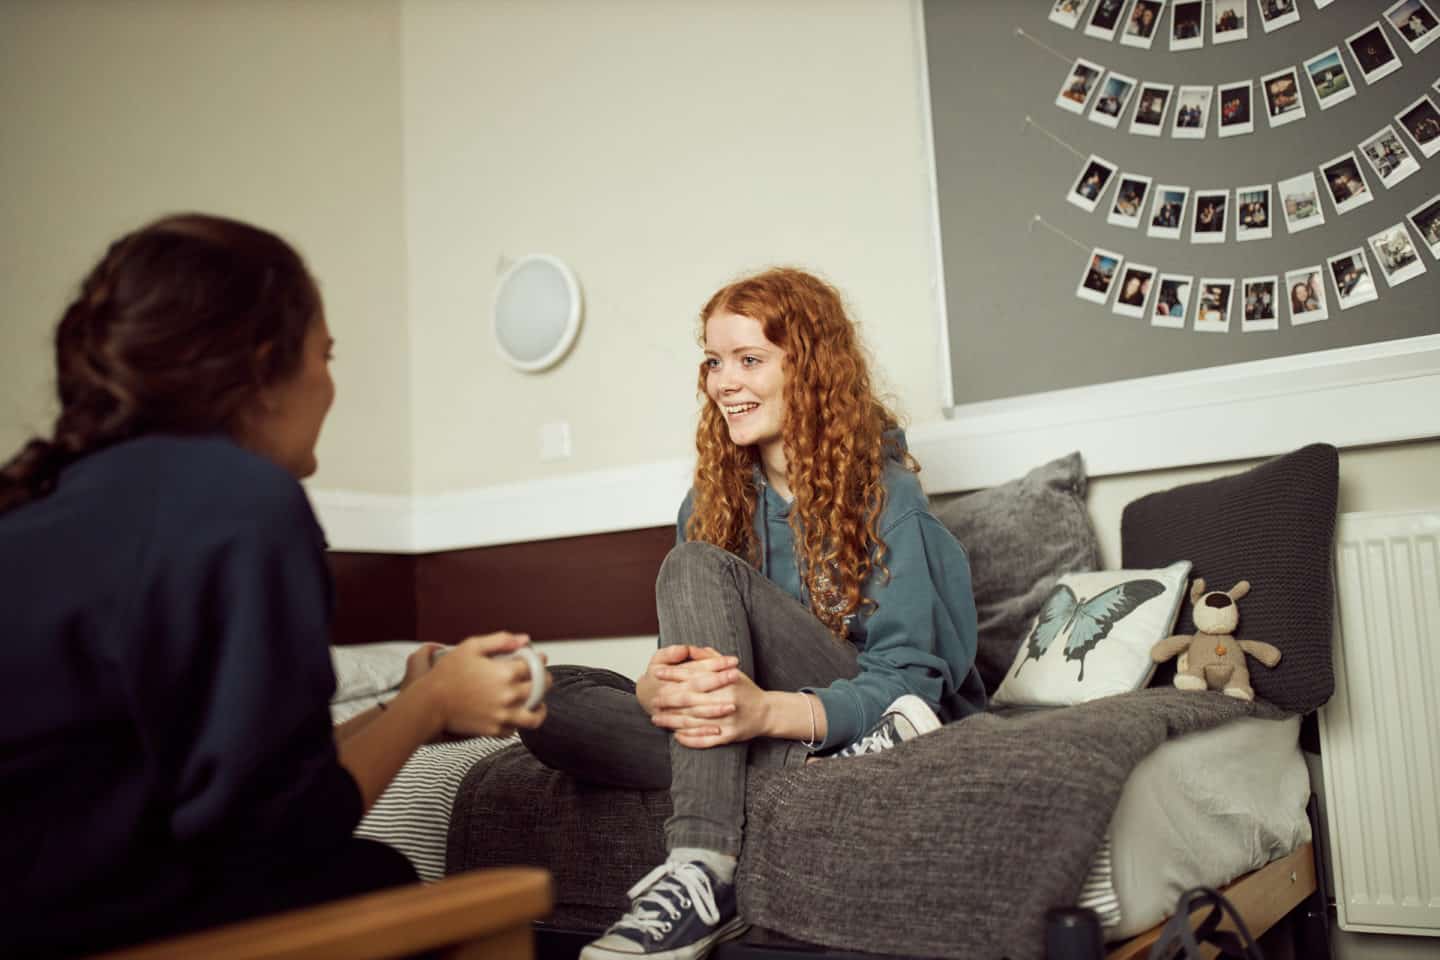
[1028,0,1440,335]
[924,2,1440,407]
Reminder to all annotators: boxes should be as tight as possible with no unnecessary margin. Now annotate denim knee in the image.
[656,541,735,631]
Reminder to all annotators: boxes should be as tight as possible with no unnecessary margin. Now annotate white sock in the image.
[669,846,737,883]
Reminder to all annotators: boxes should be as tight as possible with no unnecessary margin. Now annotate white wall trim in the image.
[312,334,1440,553]
[921,333,1440,490]
[311,458,693,554]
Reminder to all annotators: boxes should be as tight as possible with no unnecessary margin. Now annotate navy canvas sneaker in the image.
[833,694,942,758]
[580,859,748,960]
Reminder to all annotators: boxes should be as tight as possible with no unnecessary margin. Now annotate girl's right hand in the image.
[424,631,550,737]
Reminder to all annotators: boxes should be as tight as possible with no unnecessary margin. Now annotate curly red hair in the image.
[685,267,916,637]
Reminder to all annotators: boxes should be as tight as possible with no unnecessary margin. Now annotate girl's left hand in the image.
[650,670,771,748]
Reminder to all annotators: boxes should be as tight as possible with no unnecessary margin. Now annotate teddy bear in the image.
[1150,578,1281,701]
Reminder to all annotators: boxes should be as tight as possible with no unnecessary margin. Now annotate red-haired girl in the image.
[521,267,983,960]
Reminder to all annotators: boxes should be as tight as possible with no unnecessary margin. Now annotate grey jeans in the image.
[519,541,860,855]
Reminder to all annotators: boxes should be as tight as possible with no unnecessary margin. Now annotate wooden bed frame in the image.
[1106,841,1317,959]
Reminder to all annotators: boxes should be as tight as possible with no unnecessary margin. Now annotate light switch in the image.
[540,421,571,461]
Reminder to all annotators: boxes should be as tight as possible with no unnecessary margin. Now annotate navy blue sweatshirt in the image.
[0,435,358,954]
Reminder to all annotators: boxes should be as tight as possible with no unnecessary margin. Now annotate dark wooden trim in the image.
[328,552,417,646]
[414,526,673,645]
[328,526,674,647]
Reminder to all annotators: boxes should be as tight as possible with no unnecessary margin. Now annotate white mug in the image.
[430,643,546,711]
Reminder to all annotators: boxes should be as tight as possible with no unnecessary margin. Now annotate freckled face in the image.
[703,311,786,453]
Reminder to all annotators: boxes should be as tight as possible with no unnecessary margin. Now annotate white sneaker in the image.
[834,694,942,758]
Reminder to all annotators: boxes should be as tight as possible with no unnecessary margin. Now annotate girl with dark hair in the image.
[520,267,984,960]
[0,214,548,957]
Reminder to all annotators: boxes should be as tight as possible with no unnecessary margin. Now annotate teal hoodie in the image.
[675,431,985,750]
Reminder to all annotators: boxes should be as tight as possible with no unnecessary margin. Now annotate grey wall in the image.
[925,1,1439,406]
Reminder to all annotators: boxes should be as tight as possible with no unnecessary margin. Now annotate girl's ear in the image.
[250,342,283,413]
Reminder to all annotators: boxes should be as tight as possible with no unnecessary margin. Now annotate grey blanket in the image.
[448,688,1287,959]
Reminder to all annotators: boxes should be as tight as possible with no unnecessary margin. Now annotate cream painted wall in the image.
[0,0,412,494]
[400,0,941,494]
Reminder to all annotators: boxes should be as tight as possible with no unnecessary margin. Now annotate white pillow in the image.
[330,641,423,703]
[992,561,1192,707]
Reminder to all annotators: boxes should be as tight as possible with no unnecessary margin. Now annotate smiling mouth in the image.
[724,402,759,417]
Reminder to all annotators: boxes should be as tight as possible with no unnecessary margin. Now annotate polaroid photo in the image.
[1235,184,1274,242]
[1113,263,1157,318]
[1261,68,1307,128]
[1367,222,1428,287]
[1213,2,1249,43]
[1122,0,1167,49]
[1057,59,1106,114]
[1171,1,1205,50]
[1067,155,1119,213]
[1319,152,1373,216]
[1085,0,1128,40]
[1406,193,1440,258]
[1090,72,1138,129]
[1191,189,1229,244]
[1107,173,1154,228]
[1304,47,1356,110]
[1327,248,1380,311]
[1359,124,1421,189]
[1346,23,1402,85]
[1049,0,1094,30]
[1384,0,1440,54]
[1396,94,1440,158]
[1279,172,1326,234]
[1146,184,1190,239]
[1241,276,1280,332]
[1285,266,1329,325]
[1260,0,1301,32]
[1172,85,1212,138]
[1194,279,1234,333]
[1077,248,1125,304]
[1130,82,1173,136]
[1217,80,1254,137]
[1151,273,1193,329]
[1315,0,1336,8]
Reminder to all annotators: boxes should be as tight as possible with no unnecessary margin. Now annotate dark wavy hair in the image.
[0,214,320,513]
[685,267,916,638]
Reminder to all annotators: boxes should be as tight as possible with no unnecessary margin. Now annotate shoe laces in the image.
[845,721,899,756]
[609,861,722,942]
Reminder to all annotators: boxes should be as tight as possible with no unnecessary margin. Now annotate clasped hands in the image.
[636,644,769,749]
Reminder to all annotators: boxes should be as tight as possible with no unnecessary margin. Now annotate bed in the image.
[332,647,1313,949]
[331,442,1339,959]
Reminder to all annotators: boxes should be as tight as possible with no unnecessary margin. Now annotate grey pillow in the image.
[932,453,1102,697]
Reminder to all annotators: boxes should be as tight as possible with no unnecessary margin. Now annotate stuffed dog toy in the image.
[1151,578,1281,701]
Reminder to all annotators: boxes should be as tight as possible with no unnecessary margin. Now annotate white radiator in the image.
[1319,509,1440,936]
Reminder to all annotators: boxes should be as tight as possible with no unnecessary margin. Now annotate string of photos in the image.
[1044,205,1437,333]
[1051,104,1436,238]
[1029,0,1440,333]
[1049,0,1437,56]
[1036,7,1439,139]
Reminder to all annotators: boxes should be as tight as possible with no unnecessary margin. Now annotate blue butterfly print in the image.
[1014,579,1165,681]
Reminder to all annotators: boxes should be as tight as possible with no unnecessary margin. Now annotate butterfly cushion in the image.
[993,560,1192,707]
